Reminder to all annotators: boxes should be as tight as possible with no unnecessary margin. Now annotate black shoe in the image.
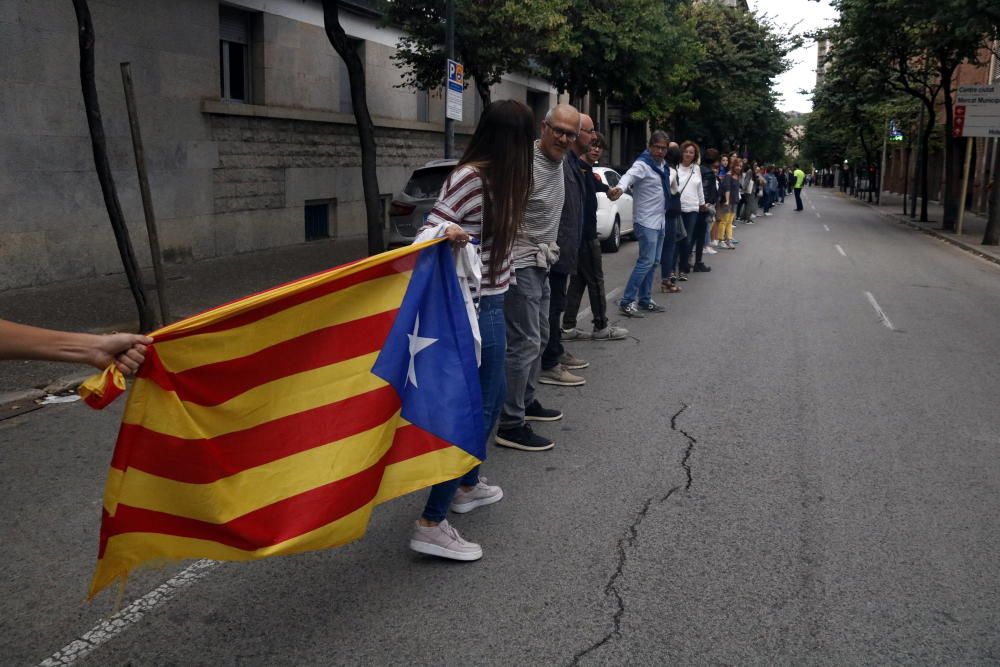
[525,400,563,422]
[693,263,712,272]
[637,300,666,313]
[495,424,554,451]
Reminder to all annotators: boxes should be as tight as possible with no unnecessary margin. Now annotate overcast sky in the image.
[748,0,839,113]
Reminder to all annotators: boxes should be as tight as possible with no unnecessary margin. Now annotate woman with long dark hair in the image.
[409,99,535,561]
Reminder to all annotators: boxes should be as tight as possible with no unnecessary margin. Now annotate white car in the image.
[593,167,634,252]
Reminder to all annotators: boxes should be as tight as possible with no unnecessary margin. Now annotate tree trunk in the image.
[72,0,154,332]
[902,143,911,216]
[475,78,491,110]
[984,141,1000,245]
[322,0,384,256]
[919,108,935,222]
[940,63,960,230]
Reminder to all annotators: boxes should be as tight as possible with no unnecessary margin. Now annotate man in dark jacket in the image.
[562,126,629,341]
[539,121,588,387]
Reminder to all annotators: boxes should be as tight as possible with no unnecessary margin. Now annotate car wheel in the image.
[601,216,621,253]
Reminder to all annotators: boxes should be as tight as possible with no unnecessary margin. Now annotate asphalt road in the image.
[2,189,999,666]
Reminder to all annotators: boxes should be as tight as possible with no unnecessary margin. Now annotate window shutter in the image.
[219,7,249,44]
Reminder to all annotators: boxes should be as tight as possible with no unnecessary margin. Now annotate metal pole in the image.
[878,117,888,205]
[120,62,170,327]
[444,0,455,159]
[956,137,974,236]
[911,105,924,219]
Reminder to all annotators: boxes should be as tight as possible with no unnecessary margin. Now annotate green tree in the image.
[831,0,998,228]
[537,0,700,124]
[672,3,796,157]
[384,0,573,106]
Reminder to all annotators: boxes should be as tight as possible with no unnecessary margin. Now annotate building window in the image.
[305,199,336,241]
[417,89,430,123]
[220,5,252,102]
[338,39,364,114]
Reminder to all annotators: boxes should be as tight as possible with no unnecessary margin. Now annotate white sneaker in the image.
[764,212,773,217]
[409,519,483,561]
[704,246,718,255]
[450,477,503,514]
[711,240,719,247]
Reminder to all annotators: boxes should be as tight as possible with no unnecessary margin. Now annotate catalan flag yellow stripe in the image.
[155,271,410,374]
[122,352,384,438]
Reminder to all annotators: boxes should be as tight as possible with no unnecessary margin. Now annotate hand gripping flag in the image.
[82,240,483,598]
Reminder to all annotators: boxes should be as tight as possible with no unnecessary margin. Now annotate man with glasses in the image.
[607,130,673,317]
[496,104,579,453]
[540,111,590,389]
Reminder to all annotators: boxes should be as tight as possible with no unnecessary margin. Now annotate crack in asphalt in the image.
[568,403,696,666]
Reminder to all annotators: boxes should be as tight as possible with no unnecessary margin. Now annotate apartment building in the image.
[0,0,559,290]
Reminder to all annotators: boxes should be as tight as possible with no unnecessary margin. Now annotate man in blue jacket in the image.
[607,131,673,317]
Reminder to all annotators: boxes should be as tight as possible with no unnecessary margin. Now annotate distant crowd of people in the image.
[410,99,808,561]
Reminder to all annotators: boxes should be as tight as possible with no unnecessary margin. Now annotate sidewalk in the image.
[0,237,368,401]
[843,190,1000,265]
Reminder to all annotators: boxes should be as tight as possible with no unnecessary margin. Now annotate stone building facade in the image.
[0,0,558,290]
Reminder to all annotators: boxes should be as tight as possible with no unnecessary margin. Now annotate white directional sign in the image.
[954,86,1000,137]
[446,59,463,122]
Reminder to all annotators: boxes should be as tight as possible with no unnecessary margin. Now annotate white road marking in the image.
[816,212,821,218]
[38,560,221,666]
[835,244,847,257]
[864,291,895,331]
[577,286,623,322]
[823,224,831,232]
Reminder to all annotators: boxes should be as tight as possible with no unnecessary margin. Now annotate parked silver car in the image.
[385,159,458,248]
[593,167,634,252]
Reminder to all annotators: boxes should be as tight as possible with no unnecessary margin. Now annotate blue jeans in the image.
[421,293,507,522]
[659,214,677,283]
[622,222,664,308]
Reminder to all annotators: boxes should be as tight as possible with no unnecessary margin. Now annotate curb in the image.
[840,193,1000,267]
[0,372,94,412]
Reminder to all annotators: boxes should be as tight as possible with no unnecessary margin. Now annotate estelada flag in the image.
[80,239,484,598]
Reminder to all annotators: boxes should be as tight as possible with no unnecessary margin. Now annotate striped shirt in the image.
[511,141,564,270]
[426,165,513,296]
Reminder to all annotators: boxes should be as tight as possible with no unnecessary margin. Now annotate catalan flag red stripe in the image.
[140,310,397,406]
[109,385,402,484]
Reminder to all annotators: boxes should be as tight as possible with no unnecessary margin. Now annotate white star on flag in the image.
[406,314,437,388]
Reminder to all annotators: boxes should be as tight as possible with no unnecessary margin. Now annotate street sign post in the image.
[446,59,463,123]
[953,86,1000,233]
[955,86,1000,138]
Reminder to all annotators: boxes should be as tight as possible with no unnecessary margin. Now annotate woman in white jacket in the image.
[663,141,705,290]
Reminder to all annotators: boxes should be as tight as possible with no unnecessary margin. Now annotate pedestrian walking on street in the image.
[409,99,535,561]
[608,130,673,318]
[792,162,806,211]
